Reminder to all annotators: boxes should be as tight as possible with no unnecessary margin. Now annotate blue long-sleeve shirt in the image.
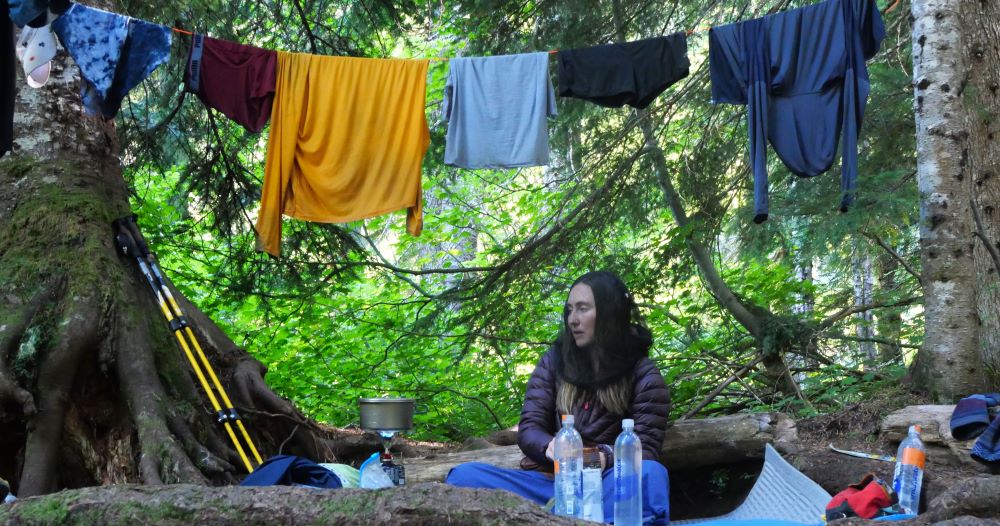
[709,0,885,223]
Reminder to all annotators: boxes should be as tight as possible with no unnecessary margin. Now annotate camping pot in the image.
[359,397,414,432]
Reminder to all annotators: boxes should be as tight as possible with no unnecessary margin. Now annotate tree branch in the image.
[861,231,922,286]
[682,354,765,420]
[971,197,1000,278]
[819,296,922,330]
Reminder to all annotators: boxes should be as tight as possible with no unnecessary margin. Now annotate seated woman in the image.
[446,271,671,525]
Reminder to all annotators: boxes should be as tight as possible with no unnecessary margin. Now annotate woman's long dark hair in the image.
[553,271,652,414]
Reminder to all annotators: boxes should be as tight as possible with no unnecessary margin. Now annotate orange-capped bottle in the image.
[892,425,925,515]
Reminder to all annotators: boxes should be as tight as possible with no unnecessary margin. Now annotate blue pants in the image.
[445,460,669,525]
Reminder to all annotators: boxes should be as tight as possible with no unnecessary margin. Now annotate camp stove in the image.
[359,397,414,486]
[377,431,406,486]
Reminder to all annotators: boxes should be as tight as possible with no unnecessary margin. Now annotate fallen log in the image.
[405,412,798,483]
[0,483,576,526]
[881,405,998,474]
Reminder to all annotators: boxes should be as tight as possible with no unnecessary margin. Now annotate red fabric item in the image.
[186,35,276,133]
[826,473,894,519]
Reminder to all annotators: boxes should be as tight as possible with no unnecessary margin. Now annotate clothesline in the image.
[164,0,903,58]
[11,0,893,256]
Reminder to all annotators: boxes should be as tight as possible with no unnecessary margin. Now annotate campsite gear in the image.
[951,393,1000,440]
[825,473,895,520]
[318,463,361,488]
[240,455,341,489]
[553,414,583,518]
[828,443,895,462]
[673,444,830,525]
[971,411,1000,463]
[892,425,925,515]
[446,460,670,525]
[615,418,643,526]
[360,452,394,489]
[359,397,414,486]
[257,53,429,257]
[380,451,405,486]
[709,0,885,223]
[442,52,556,169]
[557,33,690,110]
[112,215,263,473]
[581,447,604,522]
[359,397,415,432]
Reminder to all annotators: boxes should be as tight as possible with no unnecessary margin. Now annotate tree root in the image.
[0,285,58,418]
[111,294,205,486]
[19,295,101,496]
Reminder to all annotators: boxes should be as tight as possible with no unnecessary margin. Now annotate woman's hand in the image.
[545,438,555,461]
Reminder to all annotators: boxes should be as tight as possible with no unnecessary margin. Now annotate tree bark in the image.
[911,0,988,400]
[962,0,1000,389]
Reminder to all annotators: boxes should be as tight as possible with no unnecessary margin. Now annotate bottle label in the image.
[901,447,926,469]
[554,460,559,474]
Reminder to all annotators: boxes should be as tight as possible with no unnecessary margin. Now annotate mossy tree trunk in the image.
[0,8,340,497]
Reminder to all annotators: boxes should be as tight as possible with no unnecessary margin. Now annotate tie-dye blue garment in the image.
[52,3,171,118]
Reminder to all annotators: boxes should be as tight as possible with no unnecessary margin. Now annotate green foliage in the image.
[115,0,923,441]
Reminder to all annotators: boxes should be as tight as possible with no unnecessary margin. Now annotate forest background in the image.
[120,0,926,443]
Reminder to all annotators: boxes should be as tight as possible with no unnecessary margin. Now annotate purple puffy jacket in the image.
[517,348,671,468]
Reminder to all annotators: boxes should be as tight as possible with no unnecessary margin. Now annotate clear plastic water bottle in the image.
[553,414,583,517]
[581,448,604,522]
[892,425,925,515]
[615,418,643,526]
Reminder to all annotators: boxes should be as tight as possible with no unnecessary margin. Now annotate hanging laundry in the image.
[442,52,556,169]
[52,3,170,119]
[0,2,15,158]
[7,0,69,28]
[709,0,885,223]
[557,33,690,110]
[185,35,277,133]
[256,53,429,257]
[16,23,56,88]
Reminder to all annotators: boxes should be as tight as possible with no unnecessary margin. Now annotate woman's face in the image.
[566,283,597,348]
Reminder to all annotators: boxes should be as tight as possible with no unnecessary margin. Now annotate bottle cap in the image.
[910,424,921,434]
[622,418,634,429]
[562,414,575,425]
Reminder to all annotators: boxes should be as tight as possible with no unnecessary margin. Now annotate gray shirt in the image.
[443,52,557,169]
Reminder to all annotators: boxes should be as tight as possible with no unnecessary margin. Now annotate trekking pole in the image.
[118,216,264,467]
[113,216,261,473]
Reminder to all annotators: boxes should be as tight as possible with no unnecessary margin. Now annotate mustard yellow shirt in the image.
[256,52,430,256]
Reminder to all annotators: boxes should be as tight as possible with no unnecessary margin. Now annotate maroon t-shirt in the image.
[186,35,276,133]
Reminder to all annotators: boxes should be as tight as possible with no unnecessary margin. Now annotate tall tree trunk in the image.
[875,252,904,364]
[0,12,341,496]
[852,248,877,365]
[963,0,1000,389]
[910,0,988,400]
